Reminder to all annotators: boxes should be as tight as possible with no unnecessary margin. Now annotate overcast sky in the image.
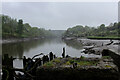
[2,2,118,30]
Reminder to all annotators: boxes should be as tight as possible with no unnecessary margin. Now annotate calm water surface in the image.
[2,38,101,68]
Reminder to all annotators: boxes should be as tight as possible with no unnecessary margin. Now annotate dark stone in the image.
[66,55,71,58]
[102,49,120,72]
[102,49,109,56]
[36,68,119,80]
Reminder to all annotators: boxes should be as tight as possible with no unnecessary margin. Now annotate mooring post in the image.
[42,55,49,64]
[62,47,65,58]
[10,56,13,68]
[23,56,27,69]
[49,52,53,61]
[3,54,13,68]
[2,54,14,80]
[53,55,56,59]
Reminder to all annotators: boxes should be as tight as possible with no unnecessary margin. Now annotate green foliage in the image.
[77,61,92,66]
[1,15,53,38]
[87,36,120,39]
[69,59,74,64]
[105,65,112,68]
[43,62,55,67]
[80,56,85,59]
[51,58,61,64]
[64,59,98,66]
[63,22,120,38]
[65,61,71,65]
[102,56,111,59]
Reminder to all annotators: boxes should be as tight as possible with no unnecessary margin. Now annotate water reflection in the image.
[2,38,83,58]
[2,38,102,58]
[63,39,83,50]
[2,43,24,58]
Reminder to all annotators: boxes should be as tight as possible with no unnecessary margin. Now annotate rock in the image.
[66,55,71,58]
[73,62,77,69]
[83,46,94,49]
[113,42,120,45]
[102,49,109,56]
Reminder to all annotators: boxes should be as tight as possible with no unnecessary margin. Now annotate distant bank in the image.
[87,36,120,40]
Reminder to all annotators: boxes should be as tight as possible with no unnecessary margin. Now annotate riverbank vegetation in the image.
[63,23,120,39]
[2,14,120,39]
[1,15,53,38]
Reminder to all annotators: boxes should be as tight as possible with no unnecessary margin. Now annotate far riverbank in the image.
[1,37,46,44]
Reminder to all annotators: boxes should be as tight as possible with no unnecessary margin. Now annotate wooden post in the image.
[62,47,65,58]
[2,54,14,80]
[53,55,56,59]
[49,52,53,61]
[42,55,49,64]
[23,56,27,69]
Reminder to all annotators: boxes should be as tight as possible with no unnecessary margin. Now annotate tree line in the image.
[63,22,120,38]
[1,14,120,39]
[1,15,53,38]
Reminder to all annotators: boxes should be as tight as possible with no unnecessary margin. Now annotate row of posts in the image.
[23,47,65,69]
[2,47,66,80]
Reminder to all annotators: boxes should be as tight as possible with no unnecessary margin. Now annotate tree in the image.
[63,23,119,38]
[99,24,105,31]
[18,19,23,37]
[2,15,53,38]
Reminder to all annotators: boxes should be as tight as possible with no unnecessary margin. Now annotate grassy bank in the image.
[87,36,120,40]
[43,58,99,67]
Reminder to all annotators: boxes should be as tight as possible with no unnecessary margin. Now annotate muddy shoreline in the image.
[63,37,120,47]
[1,37,120,44]
[1,37,45,44]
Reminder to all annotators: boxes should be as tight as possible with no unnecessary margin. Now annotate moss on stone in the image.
[105,65,112,68]
[102,56,111,59]
[43,62,55,67]
[51,58,61,64]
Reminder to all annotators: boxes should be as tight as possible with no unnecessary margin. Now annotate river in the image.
[2,38,101,68]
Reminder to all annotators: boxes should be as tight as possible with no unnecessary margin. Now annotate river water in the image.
[2,38,101,68]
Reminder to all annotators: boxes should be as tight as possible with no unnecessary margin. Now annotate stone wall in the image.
[36,67,119,80]
[102,49,120,71]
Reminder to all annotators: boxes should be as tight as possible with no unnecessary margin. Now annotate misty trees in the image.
[118,22,120,36]
[1,15,52,38]
[63,22,120,38]
[64,25,86,37]
[97,24,106,36]
[2,15,18,37]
